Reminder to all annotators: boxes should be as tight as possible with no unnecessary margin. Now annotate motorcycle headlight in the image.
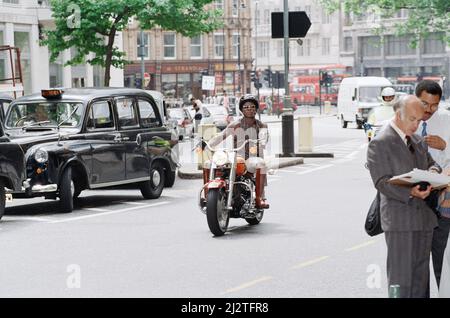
[212,151,229,166]
[34,149,49,163]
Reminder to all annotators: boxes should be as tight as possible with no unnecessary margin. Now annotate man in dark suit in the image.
[367,95,441,298]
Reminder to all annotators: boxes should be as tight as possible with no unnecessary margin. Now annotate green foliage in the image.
[41,0,223,84]
[320,0,450,46]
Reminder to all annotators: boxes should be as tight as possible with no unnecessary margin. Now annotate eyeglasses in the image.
[421,101,439,110]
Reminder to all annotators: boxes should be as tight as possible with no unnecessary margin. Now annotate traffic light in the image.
[250,70,257,82]
[325,72,333,87]
[263,68,272,87]
[134,77,142,88]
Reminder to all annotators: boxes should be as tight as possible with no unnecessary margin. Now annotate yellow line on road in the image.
[220,276,273,295]
[345,240,378,252]
[290,256,330,270]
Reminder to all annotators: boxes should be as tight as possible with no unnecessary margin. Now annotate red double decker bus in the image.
[289,64,352,106]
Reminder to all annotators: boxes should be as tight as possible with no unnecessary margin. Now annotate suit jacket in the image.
[367,124,440,231]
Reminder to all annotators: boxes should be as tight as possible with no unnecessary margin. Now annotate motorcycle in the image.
[197,137,268,236]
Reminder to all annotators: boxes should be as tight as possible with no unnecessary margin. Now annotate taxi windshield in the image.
[6,102,83,128]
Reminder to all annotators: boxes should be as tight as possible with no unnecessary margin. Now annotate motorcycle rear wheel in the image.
[206,188,229,236]
[245,210,264,225]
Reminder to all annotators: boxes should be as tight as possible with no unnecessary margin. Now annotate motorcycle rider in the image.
[205,94,270,209]
[367,87,396,126]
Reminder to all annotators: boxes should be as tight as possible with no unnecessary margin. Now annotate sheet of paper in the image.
[388,168,450,188]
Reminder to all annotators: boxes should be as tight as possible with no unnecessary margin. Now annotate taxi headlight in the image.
[212,151,229,166]
[34,149,48,163]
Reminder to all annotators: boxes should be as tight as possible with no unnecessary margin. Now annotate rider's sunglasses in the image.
[242,104,256,110]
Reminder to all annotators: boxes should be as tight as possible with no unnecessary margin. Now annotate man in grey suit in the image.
[367,95,441,298]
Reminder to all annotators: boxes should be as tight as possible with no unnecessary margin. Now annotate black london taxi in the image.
[0,88,178,217]
[0,94,13,124]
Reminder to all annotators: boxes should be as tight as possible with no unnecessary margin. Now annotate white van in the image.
[337,76,392,128]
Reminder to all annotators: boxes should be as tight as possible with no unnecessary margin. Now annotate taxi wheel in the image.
[164,170,176,188]
[59,167,74,213]
[0,181,5,220]
[140,162,165,199]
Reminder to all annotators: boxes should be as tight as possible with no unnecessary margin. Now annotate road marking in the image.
[277,169,298,173]
[48,201,170,224]
[2,216,53,223]
[85,208,110,212]
[344,151,360,159]
[345,240,378,252]
[123,201,147,205]
[220,276,273,295]
[290,256,330,270]
[296,164,334,175]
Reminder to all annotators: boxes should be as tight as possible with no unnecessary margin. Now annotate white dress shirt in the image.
[390,120,407,145]
[416,108,450,169]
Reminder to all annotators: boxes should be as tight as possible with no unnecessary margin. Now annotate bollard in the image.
[324,101,331,115]
[197,124,218,170]
[281,113,295,156]
[388,285,400,298]
[297,116,313,152]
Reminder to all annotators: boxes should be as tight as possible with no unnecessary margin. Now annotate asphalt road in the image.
[0,115,439,297]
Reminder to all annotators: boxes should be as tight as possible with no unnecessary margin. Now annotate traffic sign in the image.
[202,75,215,90]
[271,11,311,39]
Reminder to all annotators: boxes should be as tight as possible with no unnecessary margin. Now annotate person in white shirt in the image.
[415,80,450,291]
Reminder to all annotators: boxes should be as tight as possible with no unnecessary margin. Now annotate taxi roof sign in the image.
[42,89,64,99]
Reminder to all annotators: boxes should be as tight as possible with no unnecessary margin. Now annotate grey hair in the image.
[393,95,409,120]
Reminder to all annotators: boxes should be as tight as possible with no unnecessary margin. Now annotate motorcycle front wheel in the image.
[206,188,229,236]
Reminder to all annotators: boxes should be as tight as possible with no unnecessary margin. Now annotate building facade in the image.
[251,0,345,89]
[0,0,123,96]
[339,9,450,96]
[123,0,253,104]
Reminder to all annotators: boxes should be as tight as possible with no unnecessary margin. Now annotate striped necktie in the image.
[421,122,428,137]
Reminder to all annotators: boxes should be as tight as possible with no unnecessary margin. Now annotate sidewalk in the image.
[258,105,337,124]
[178,157,304,180]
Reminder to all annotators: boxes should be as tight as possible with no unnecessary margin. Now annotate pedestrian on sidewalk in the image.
[415,80,450,289]
[367,95,441,298]
[191,97,203,133]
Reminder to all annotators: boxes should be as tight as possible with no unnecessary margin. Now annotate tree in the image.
[320,0,450,46]
[42,0,223,86]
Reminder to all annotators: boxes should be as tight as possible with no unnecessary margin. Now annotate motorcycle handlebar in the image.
[195,138,264,153]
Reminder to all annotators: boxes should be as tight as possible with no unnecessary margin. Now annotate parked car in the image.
[0,88,179,217]
[0,94,13,124]
[166,107,194,140]
[201,104,233,130]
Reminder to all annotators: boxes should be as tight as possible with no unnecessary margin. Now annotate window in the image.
[277,40,283,57]
[163,33,176,59]
[385,35,415,56]
[322,9,331,24]
[215,0,224,10]
[263,9,270,24]
[116,98,138,128]
[422,33,445,54]
[360,36,381,57]
[138,99,159,127]
[190,36,202,58]
[297,42,303,56]
[257,41,269,58]
[232,0,238,16]
[304,6,311,19]
[232,34,239,58]
[304,39,311,56]
[344,37,353,52]
[137,32,150,59]
[3,0,19,4]
[214,34,224,58]
[255,10,260,25]
[322,38,330,55]
[88,101,115,130]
